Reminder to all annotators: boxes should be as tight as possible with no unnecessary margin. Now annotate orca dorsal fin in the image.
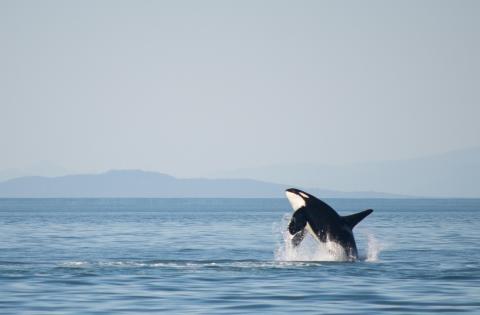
[342,209,373,229]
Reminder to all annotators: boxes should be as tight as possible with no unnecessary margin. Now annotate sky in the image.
[1,0,479,177]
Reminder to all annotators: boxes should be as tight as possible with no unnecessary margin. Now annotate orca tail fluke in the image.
[342,209,373,229]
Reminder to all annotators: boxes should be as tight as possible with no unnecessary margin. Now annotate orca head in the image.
[285,188,312,211]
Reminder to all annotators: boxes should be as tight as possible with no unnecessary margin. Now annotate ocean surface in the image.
[1,198,479,314]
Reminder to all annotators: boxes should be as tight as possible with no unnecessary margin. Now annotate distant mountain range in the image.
[0,161,69,182]
[213,146,480,198]
[1,146,478,198]
[0,170,410,198]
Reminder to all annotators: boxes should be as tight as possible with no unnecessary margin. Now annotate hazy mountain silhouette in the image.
[213,146,480,198]
[0,161,68,182]
[0,170,409,198]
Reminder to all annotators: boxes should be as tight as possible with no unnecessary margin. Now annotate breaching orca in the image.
[285,188,373,260]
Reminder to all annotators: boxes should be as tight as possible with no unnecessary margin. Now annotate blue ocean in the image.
[1,198,479,314]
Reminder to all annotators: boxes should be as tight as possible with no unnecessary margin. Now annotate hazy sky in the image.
[1,0,479,176]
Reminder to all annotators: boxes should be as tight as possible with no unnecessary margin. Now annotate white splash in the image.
[274,213,385,262]
[274,214,349,261]
[363,231,385,262]
[275,231,350,261]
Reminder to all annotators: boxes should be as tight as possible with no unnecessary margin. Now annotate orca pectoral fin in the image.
[288,208,307,235]
[342,209,373,229]
[291,229,305,247]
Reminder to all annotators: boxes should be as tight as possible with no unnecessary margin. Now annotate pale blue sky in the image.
[1,0,479,177]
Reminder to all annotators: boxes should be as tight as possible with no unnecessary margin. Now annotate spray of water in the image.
[362,231,385,262]
[273,213,384,262]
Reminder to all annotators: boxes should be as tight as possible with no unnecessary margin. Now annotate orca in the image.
[285,188,373,260]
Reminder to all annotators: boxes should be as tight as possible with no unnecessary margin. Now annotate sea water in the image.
[0,198,479,314]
